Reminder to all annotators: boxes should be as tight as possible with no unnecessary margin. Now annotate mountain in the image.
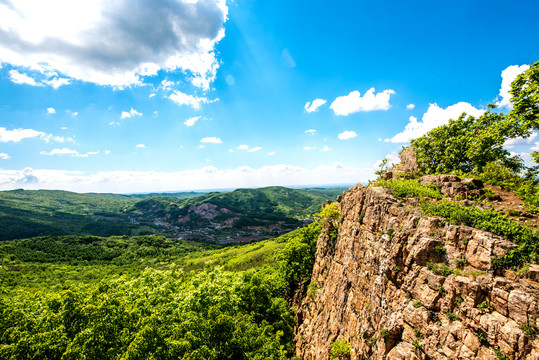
[0,186,345,241]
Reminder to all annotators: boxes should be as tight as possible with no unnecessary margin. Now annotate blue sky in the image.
[0,0,538,193]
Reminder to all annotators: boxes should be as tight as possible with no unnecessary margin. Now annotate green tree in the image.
[510,61,539,131]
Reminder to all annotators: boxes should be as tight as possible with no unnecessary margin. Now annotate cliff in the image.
[295,179,539,359]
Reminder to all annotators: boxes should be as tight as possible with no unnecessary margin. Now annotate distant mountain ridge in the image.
[0,186,345,241]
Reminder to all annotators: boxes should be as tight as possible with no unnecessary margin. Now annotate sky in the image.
[0,0,538,193]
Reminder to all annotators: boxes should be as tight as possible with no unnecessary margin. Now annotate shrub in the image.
[376,179,442,199]
[330,339,351,360]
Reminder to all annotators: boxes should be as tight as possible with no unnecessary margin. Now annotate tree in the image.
[510,61,539,131]
[411,111,525,175]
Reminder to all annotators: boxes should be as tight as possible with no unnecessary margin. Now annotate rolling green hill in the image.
[0,186,345,241]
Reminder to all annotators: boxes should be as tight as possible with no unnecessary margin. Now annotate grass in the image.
[376,179,442,199]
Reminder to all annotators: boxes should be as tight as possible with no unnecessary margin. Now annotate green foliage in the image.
[494,348,510,360]
[476,330,488,344]
[426,262,454,276]
[413,301,423,308]
[519,322,539,337]
[380,328,389,339]
[422,200,539,268]
[477,301,492,311]
[414,328,424,339]
[434,246,447,255]
[445,311,460,321]
[509,60,539,131]
[376,179,442,199]
[411,110,527,175]
[329,339,351,360]
[411,339,421,351]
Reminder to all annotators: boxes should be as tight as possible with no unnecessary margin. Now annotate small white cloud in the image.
[61,127,68,130]
[338,130,357,140]
[406,104,415,110]
[121,108,142,119]
[159,79,175,91]
[237,144,249,150]
[66,110,78,116]
[168,91,216,110]
[136,144,146,148]
[40,148,97,157]
[200,137,222,144]
[105,150,111,155]
[305,129,317,135]
[268,151,275,156]
[0,127,44,142]
[303,146,316,151]
[149,93,156,98]
[9,70,41,86]
[330,88,395,116]
[229,149,234,153]
[47,107,56,114]
[322,146,330,152]
[304,99,327,113]
[199,144,205,149]
[388,102,485,143]
[153,111,158,117]
[46,77,70,89]
[109,121,121,126]
[0,153,10,160]
[248,146,261,152]
[496,64,530,108]
[184,116,202,127]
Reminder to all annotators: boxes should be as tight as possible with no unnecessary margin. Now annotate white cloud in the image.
[46,77,70,89]
[109,121,121,126]
[496,64,530,108]
[388,102,485,143]
[330,88,395,116]
[168,91,216,109]
[47,107,56,114]
[184,116,202,127]
[9,70,41,86]
[104,150,111,155]
[248,146,261,152]
[303,146,316,151]
[338,130,357,140]
[40,148,98,157]
[0,127,44,142]
[0,164,375,193]
[305,129,316,135]
[136,144,146,149]
[323,146,330,152]
[237,144,249,150]
[504,132,538,149]
[66,110,78,116]
[149,93,156,98]
[121,108,142,119]
[304,99,327,113]
[268,151,275,156]
[200,137,222,144]
[406,104,415,110]
[0,153,10,160]
[0,0,228,89]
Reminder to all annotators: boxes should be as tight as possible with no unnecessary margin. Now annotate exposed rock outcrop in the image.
[295,184,539,359]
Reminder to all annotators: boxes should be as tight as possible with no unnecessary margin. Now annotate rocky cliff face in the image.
[295,181,539,359]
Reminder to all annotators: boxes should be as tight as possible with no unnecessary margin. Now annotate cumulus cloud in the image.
[338,130,357,140]
[304,99,327,113]
[136,144,146,149]
[9,70,41,86]
[40,148,98,157]
[237,144,261,152]
[323,146,331,152]
[0,163,375,193]
[168,91,216,109]
[0,127,44,142]
[0,153,10,159]
[200,137,222,144]
[248,146,261,152]
[406,104,415,110]
[0,0,228,89]
[267,151,275,156]
[121,108,142,119]
[303,146,316,151]
[496,64,530,108]
[47,107,56,114]
[388,102,485,143]
[184,116,202,127]
[330,88,395,116]
[304,129,316,135]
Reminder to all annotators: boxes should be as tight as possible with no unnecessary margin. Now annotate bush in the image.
[329,339,351,360]
[376,179,442,199]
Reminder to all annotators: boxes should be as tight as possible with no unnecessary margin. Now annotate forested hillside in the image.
[0,186,345,241]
